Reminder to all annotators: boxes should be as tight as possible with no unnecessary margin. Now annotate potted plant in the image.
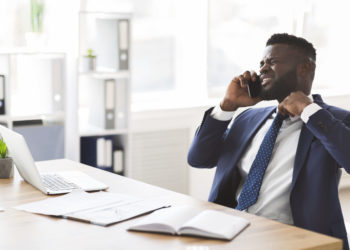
[30,0,44,33]
[0,138,13,178]
[25,0,46,47]
[81,49,97,72]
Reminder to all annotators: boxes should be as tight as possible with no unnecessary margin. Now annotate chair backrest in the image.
[337,168,343,188]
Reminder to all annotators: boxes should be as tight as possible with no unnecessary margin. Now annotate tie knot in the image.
[275,112,288,122]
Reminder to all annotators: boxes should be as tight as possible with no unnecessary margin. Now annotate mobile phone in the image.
[247,75,261,98]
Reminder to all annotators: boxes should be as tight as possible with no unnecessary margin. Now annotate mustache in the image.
[260,73,274,80]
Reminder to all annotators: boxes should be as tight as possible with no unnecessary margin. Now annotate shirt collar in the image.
[274,95,313,122]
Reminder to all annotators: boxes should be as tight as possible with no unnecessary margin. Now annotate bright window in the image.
[2,1,350,106]
[131,0,176,93]
[208,0,350,97]
[131,0,208,108]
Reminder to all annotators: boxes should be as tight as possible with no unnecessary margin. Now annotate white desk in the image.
[0,159,342,250]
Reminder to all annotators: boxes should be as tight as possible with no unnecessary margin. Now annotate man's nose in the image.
[259,63,269,74]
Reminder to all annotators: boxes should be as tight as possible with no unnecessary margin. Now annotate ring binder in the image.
[118,19,129,70]
[0,75,5,115]
[88,79,116,129]
[81,135,115,173]
[105,79,116,129]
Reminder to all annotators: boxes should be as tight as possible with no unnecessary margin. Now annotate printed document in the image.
[15,190,170,226]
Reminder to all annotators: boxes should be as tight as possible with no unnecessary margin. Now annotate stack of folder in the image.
[80,136,124,174]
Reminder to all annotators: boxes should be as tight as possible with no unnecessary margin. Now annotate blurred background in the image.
[0,0,349,216]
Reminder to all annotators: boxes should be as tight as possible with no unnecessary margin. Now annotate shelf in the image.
[0,112,65,124]
[78,10,131,175]
[79,71,130,79]
[79,11,131,20]
[0,49,65,57]
[79,125,129,137]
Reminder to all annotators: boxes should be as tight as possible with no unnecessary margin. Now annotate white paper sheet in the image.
[14,190,170,225]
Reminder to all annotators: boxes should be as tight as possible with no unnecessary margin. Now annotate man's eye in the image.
[271,59,282,65]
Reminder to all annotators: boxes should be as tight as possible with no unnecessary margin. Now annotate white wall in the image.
[131,105,212,200]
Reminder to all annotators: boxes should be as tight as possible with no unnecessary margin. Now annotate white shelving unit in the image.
[0,50,66,161]
[77,11,131,175]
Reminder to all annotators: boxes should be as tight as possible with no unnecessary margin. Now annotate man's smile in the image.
[261,77,272,86]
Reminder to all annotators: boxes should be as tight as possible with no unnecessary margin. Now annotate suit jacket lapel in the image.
[291,94,325,190]
[225,106,276,171]
[291,124,314,190]
[242,107,276,147]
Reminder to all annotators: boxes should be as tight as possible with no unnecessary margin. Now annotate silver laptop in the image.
[0,125,109,195]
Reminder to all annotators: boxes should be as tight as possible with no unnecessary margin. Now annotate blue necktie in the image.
[236,112,287,211]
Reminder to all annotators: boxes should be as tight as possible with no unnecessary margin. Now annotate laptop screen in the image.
[0,125,45,191]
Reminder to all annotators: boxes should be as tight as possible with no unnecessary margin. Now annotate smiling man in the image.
[188,33,350,249]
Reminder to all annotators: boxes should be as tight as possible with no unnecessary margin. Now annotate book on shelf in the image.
[81,135,124,174]
[105,139,113,167]
[118,19,129,70]
[128,206,250,240]
[113,149,124,173]
[51,57,64,112]
[0,75,5,115]
[80,136,96,168]
[87,78,127,130]
[115,78,127,129]
[88,79,116,129]
[104,79,116,129]
[96,137,113,172]
[81,135,113,172]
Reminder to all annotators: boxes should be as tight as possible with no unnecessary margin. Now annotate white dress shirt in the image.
[211,101,321,224]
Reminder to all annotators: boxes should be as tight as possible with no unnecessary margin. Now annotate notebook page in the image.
[129,206,200,234]
[179,210,250,240]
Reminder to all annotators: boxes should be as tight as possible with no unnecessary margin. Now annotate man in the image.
[188,33,350,249]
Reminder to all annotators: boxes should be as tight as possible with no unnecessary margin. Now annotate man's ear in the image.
[297,60,315,94]
[297,61,313,78]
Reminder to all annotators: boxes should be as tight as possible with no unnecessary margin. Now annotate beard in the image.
[260,69,298,102]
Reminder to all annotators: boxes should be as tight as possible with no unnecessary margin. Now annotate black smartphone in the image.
[247,75,261,98]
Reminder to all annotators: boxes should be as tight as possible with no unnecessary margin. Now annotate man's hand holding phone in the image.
[220,70,261,111]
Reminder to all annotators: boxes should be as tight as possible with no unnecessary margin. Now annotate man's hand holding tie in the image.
[278,91,313,117]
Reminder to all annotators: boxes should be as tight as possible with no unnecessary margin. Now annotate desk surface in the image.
[0,159,342,250]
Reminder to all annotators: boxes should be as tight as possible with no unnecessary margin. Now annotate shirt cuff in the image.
[210,104,235,121]
[301,103,322,123]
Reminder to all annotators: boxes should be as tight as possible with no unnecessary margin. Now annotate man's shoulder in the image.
[315,94,350,120]
[323,103,350,120]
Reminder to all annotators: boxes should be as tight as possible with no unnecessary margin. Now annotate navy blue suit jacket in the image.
[188,95,350,249]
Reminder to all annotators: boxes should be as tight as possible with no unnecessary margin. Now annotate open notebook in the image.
[128,206,250,240]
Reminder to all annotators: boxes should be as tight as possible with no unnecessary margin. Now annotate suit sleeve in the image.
[187,108,231,168]
[306,108,350,173]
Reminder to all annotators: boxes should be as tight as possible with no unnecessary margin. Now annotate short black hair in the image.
[266,33,316,62]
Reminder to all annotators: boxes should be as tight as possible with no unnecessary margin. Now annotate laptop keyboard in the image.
[41,174,79,191]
